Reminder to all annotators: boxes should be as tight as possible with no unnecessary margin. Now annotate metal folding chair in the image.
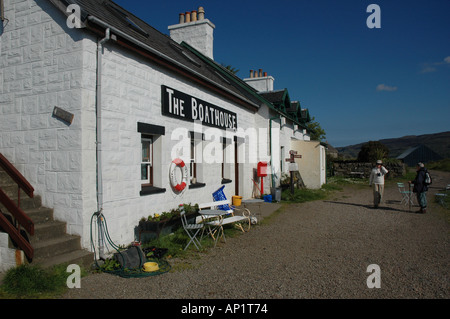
[180,206,204,251]
[435,193,448,208]
[397,182,414,206]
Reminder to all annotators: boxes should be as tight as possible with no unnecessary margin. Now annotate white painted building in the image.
[0,0,323,254]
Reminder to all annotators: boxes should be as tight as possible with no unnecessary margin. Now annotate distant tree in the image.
[222,64,239,75]
[306,117,326,141]
[357,141,389,162]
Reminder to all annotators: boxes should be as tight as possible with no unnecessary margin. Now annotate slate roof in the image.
[397,145,421,159]
[48,0,312,130]
[48,0,260,110]
[396,144,443,166]
[259,90,309,125]
[397,144,443,160]
[180,42,309,128]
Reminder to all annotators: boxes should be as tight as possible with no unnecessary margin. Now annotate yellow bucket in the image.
[232,195,243,206]
[143,262,159,272]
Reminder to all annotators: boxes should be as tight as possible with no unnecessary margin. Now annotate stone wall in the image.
[332,161,406,179]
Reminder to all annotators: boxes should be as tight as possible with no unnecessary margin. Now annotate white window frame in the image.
[141,137,153,185]
[190,135,196,182]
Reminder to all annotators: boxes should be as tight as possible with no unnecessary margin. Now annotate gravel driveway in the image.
[63,171,449,300]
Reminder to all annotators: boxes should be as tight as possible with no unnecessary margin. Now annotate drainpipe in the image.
[95,28,110,259]
[269,115,280,190]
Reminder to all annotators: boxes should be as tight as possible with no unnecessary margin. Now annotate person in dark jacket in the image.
[409,162,428,213]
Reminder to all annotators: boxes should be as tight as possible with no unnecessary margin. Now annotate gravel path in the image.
[63,171,449,299]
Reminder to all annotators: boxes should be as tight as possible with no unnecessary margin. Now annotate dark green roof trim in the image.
[181,41,307,129]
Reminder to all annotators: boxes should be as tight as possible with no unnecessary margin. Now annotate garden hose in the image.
[90,212,170,278]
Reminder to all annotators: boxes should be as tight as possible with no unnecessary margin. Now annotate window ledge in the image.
[221,178,232,184]
[140,186,166,196]
[189,182,206,189]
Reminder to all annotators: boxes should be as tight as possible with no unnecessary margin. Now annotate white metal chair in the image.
[397,182,414,206]
[435,193,448,208]
[180,206,204,251]
[435,184,449,208]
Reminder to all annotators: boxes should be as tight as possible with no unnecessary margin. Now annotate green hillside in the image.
[336,131,450,160]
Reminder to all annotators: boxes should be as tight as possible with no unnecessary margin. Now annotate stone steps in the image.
[0,166,93,269]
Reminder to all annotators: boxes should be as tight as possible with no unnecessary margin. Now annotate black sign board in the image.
[161,85,237,130]
[52,106,74,125]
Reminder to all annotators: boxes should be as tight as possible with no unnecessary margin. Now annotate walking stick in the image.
[408,182,412,212]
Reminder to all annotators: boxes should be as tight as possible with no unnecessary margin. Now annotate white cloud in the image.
[420,56,450,73]
[420,66,437,73]
[376,84,398,92]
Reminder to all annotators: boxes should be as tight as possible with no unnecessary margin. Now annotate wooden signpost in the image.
[285,150,302,194]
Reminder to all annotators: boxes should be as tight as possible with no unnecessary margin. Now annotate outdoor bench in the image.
[198,199,251,233]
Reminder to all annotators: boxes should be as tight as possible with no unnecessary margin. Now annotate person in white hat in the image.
[369,160,389,208]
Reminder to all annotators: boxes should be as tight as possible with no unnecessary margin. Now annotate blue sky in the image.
[113,0,450,147]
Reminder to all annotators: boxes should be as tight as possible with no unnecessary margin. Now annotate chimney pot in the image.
[169,7,214,59]
[243,68,275,92]
[179,13,185,24]
[198,7,205,20]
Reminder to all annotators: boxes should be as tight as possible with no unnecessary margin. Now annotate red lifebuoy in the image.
[169,158,188,192]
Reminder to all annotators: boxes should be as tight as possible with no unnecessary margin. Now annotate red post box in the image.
[257,161,268,177]
[257,161,268,197]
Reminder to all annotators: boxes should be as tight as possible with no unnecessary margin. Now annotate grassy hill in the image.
[336,131,450,160]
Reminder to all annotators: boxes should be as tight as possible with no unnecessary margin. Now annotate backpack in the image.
[424,171,432,185]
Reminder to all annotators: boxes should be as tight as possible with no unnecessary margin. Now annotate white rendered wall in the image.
[0,0,316,251]
[92,43,260,246]
[0,232,25,272]
[0,0,98,249]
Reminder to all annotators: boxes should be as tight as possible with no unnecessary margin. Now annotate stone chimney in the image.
[168,7,215,60]
[243,68,274,92]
